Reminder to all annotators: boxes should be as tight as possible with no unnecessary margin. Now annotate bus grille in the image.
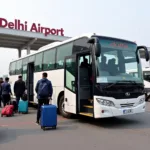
[120,103,134,108]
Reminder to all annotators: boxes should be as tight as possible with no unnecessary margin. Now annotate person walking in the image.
[35,72,53,125]
[0,77,4,107]
[1,77,12,107]
[14,75,26,107]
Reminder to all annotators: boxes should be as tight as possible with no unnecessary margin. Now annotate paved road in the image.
[0,103,150,150]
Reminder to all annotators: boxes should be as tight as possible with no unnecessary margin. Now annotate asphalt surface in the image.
[0,103,150,150]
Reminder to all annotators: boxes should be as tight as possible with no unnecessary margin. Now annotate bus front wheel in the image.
[146,94,150,102]
[59,95,71,118]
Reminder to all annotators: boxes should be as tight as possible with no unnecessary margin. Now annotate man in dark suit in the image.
[14,75,26,107]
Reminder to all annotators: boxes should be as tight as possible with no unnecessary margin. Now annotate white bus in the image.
[128,67,150,101]
[9,33,150,118]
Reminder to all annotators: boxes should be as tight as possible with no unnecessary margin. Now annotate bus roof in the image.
[10,33,137,63]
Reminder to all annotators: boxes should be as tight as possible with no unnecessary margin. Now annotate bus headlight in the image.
[96,98,115,107]
[139,98,145,104]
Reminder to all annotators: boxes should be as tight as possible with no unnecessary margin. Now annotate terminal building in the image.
[0,17,149,63]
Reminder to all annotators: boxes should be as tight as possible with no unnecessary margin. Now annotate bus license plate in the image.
[123,109,133,114]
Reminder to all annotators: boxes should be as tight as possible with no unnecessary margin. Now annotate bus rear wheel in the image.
[58,95,71,118]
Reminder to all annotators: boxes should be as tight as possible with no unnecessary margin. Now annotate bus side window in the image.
[65,58,76,92]
[56,42,73,69]
[10,62,16,75]
[16,60,22,75]
[43,48,56,70]
[22,65,27,83]
[34,52,43,72]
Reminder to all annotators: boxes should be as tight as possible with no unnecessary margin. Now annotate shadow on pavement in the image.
[0,122,78,145]
[0,128,19,144]
[76,112,150,130]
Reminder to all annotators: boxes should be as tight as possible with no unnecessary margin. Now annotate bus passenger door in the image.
[27,63,34,102]
[64,55,77,114]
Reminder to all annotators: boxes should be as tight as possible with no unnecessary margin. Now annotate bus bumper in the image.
[110,102,145,117]
[94,96,146,118]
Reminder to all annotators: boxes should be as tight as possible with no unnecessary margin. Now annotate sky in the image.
[0,0,150,75]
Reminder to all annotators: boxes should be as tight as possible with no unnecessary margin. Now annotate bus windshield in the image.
[96,38,143,84]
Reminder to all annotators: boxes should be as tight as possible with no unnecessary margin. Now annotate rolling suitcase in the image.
[40,104,57,130]
[18,99,28,114]
[1,105,14,117]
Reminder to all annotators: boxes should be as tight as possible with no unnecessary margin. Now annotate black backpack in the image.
[21,93,27,101]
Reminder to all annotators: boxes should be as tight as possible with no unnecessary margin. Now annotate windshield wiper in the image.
[105,80,138,89]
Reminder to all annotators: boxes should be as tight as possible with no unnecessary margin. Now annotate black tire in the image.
[52,126,56,129]
[43,127,46,131]
[146,94,150,102]
[1,114,3,117]
[58,95,72,118]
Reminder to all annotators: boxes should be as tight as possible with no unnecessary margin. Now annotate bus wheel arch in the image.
[57,91,72,118]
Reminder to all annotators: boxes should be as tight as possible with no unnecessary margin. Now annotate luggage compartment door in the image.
[64,55,77,114]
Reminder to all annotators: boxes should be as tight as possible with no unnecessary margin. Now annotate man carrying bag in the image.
[35,72,53,125]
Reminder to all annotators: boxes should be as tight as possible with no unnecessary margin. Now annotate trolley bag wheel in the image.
[25,111,28,114]
[41,126,46,131]
[43,127,46,131]
[52,126,56,129]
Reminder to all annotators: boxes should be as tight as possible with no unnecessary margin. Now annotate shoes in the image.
[36,121,40,125]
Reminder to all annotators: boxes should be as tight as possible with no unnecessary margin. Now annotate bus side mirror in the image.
[137,46,149,62]
[88,37,101,57]
[94,42,101,57]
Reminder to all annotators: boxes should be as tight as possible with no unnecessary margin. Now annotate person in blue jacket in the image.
[1,77,12,107]
[35,72,53,124]
[0,77,4,107]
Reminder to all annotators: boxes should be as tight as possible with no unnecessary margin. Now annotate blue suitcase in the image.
[40,105,57,130]
[18,99,28,114]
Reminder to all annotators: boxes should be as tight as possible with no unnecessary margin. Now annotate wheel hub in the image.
[61,101,67,115]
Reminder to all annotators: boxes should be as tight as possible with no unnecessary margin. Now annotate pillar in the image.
[18,49,21,58]
[27,46,30,55]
